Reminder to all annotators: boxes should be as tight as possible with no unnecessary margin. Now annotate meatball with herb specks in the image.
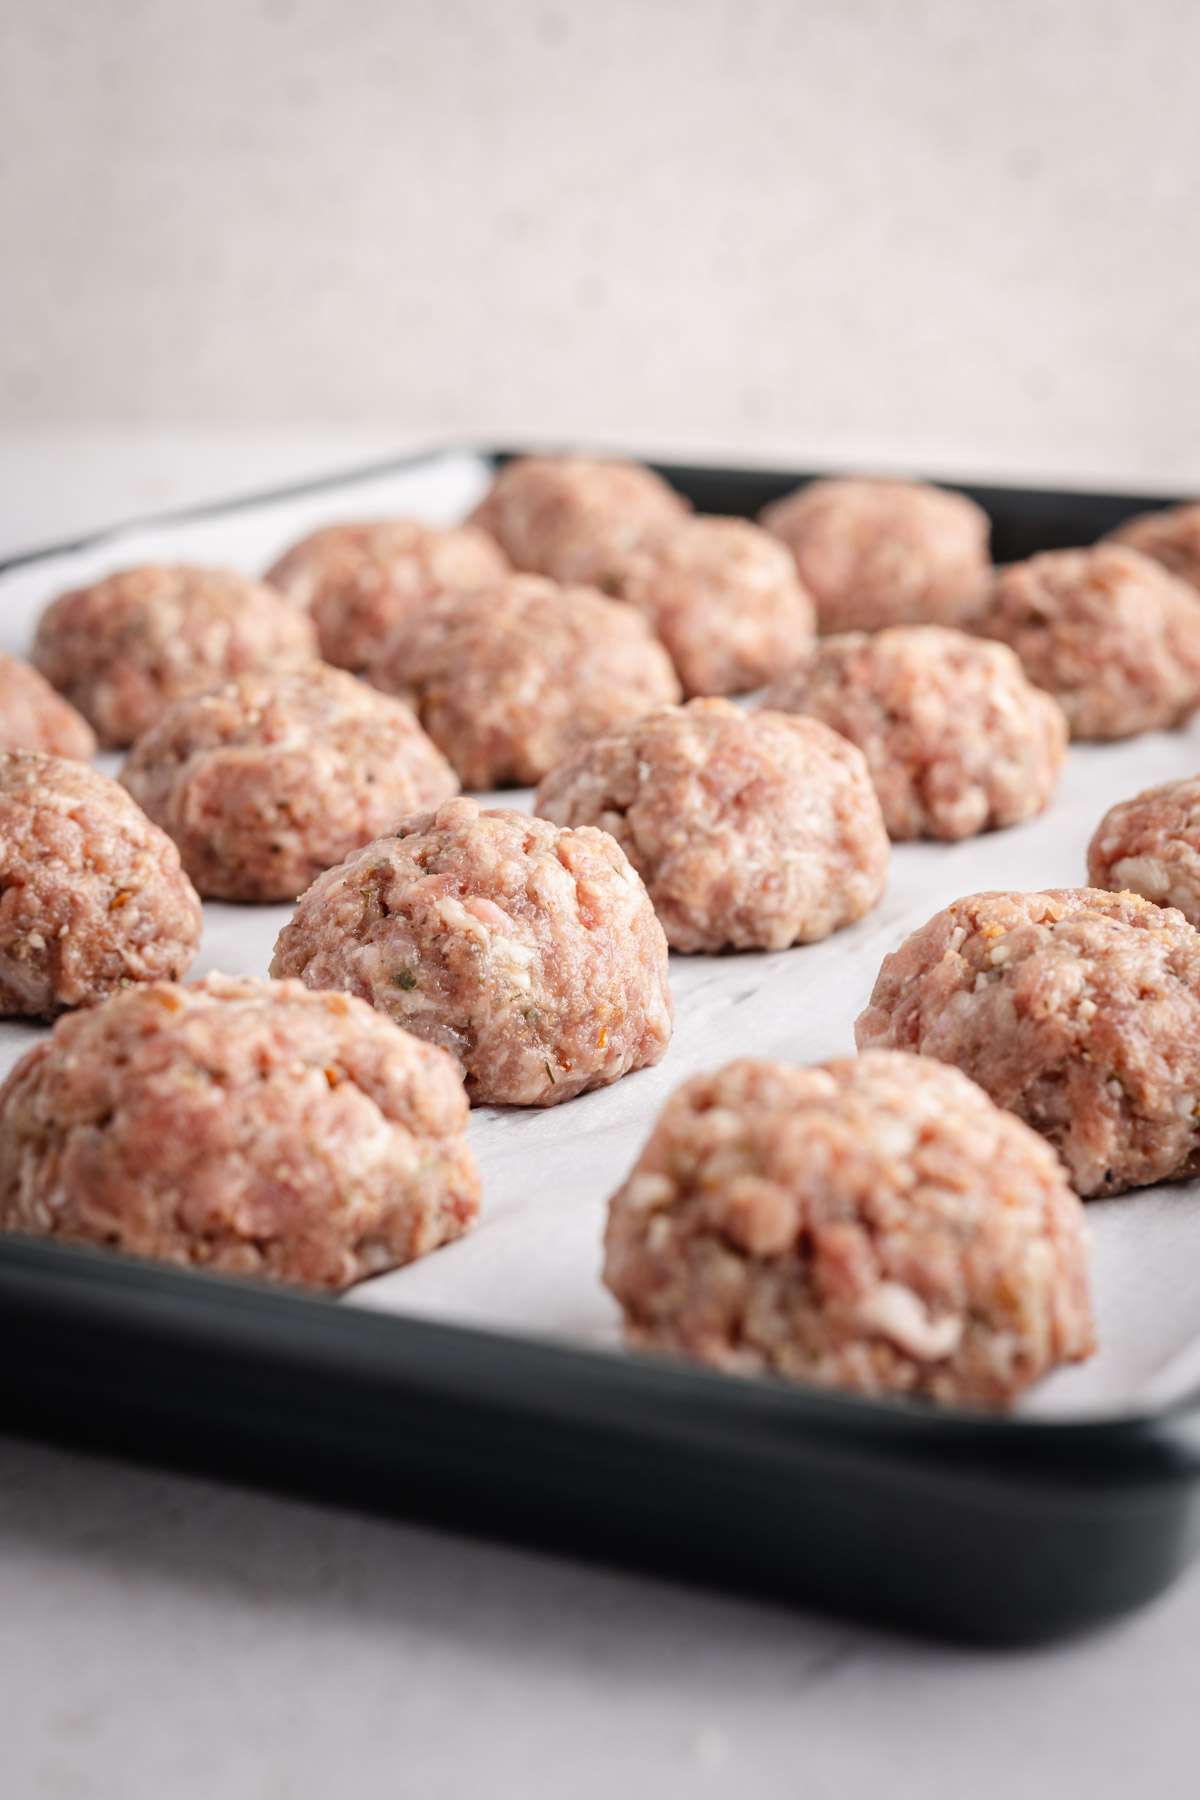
[536,699,888,951]
[856,887,1200,1197]
[0,751,201,1017]
[32,564,318,748]
[121,664,458,902]
[604,1052,1094,1408]
[0,973,479,1288]
[272,797,672,1107]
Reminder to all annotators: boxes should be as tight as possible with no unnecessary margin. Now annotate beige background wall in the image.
[2,0,1199,489]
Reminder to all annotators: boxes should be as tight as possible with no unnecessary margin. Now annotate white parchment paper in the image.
[4,447,1200,1419]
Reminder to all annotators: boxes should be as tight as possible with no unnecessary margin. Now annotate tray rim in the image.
[2,440,1199,1476]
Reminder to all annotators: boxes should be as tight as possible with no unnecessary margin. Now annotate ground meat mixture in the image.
[121,664,459,903]
[1107,501,1200,592]
[365,575,681,789]
[603,1051,1094,1408]
[1088,777,1200,928]
[0,751,201,1017]
[32,564,319,748]
[855,887,1200,1198]
[599,515,816,697]
[467,454,690,587]
[763,626,1067,841]
[0,973,479,1288]
[0,653,96,760]
[263,519,509,672]
[271,797,672,1107]
[535,699,888,952]
[758,477,991,634]
[973,546,1200,740]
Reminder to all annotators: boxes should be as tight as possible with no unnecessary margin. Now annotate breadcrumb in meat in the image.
[0,653,96,760]
[0,973,479,1288]
[763,626,1066,840]
[271,797,672,1107]
[365,575,681,789]
[759,477,990,633]
[264,519,508,672]
[536,699,888,951]
[973,546,1200,740]
[604,1051,1094,1408]
[0,750,201,1017]
[32,564,318,748]
[467,454,690,587]
[856,886,1200,1197]
[121,664,458,902]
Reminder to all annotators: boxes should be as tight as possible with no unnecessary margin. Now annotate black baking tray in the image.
[2,445,1198,1647]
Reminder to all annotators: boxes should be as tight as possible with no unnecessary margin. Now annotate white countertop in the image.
[2,434,1198,1800]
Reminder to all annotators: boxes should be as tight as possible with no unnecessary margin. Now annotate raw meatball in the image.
[0,973,479,1288]
[1107,501,1200,592]
[1087,777,1200,927]
[0,751,201,1017]
[366,575,682,789]
[759,476,991,633]
[468,454,690,586]
[855,887,1200,1197]
[0,652,96,760]
[121,664,459,903]
[271,797,672,1107]
[263,519,509,672]
[600,516,816,697]
[32,564,319,747]
[535,699,888,952]
[763,626,1067,841]
[603,1052,1094,1408]
[974,546,1200,740]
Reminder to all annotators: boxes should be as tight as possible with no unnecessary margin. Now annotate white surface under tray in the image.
[3,446,1200,1419]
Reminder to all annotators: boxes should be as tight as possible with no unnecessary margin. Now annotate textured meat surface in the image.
[32,564,319,747]
[0,751,201,1017]
[602,515,816,696]
[1088,776,1200,927]
[365,574,681,789]
[1108,501,1200,592]
[603,1051,1094,1408]
[974,546,1200,740]
[121,664,459,902]
[535,699,888,951]
[0,653,96,760]
[759,477,991,633]
[264,519,508,672]
[856,887,1200,1197]
[467,454,690,586]
[271,797,672,1107]
[764,625,1067,840]
[0,973,479,1289]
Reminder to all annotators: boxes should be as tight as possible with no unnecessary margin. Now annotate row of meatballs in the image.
[8,687,1200,1034]
[3,738,1200,1410]
[6,457,1200,796]
[8,779,1200,1410]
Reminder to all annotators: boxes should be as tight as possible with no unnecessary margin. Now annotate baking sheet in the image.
[3,446,1200,1420]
